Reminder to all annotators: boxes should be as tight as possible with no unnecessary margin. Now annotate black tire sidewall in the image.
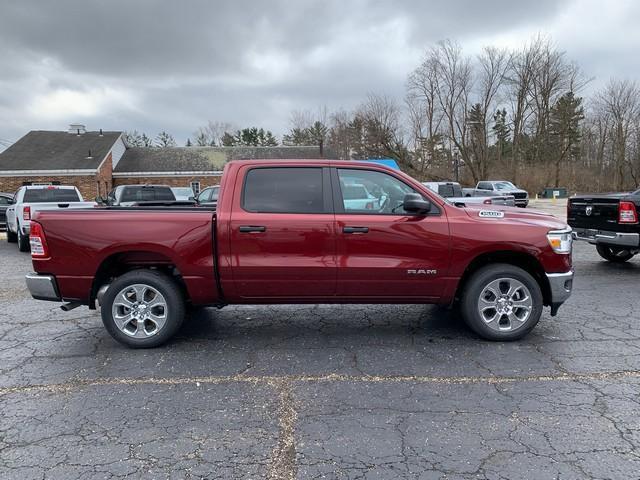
[101,270,185,348]
[7,229,17,243]
[596,244,633,263]
[17,229,29,252]
[461,264,543,341]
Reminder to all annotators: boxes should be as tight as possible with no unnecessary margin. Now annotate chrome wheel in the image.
[477,277,532,332]
[111,284,168,338]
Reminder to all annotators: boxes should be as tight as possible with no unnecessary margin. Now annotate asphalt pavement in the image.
[1,228,639,479]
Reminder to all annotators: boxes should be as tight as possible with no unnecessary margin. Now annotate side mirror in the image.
[403,193,431,214]
[95,195,107,205]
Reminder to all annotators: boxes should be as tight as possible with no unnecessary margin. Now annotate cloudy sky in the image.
[1,0,639,150]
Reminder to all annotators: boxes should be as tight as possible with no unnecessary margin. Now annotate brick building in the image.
[0,126,328,198]
[0,126,125,199]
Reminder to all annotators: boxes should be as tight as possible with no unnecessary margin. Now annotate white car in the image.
[6,185,96,252]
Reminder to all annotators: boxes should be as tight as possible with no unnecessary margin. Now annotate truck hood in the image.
[462,205,567,230]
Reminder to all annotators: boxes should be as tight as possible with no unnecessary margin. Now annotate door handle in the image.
[239,225,266,233]
[343,226,369,234]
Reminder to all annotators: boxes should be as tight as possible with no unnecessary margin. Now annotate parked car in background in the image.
[464,181,529,207]
[0,192,14,231]
[423,182,515,207]
[101,185,179,206]
[26,159,573,348]
[6,185,95,251]
[195,186,219,207]
[568,188,640,263]
[340,182,382,210]
[170,187,196,201]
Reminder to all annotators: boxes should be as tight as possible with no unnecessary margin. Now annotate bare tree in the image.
[595,79,640,189]
[407,49,445,174]
[193,121,236,146]
[356,93,408,162]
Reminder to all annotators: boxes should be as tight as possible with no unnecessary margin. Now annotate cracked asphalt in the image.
[1,237,639,479]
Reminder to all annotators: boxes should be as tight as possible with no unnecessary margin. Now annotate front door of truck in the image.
[229,166,336,299]
[333,167,450,300]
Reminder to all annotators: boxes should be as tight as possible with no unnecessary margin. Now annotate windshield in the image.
[494,181,516,191]
[23,188,80,203]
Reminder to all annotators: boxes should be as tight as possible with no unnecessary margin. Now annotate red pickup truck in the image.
[25,160,574,347]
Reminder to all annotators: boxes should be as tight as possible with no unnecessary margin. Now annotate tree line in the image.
[125,35,640,193]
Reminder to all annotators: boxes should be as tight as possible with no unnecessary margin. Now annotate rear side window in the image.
[23,188,80,203]
[243,167,324,213]
[121,187,175,202]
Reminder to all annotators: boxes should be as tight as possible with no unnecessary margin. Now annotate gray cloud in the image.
[0,0,638,149]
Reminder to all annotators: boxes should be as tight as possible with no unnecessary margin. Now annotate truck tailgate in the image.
[568,197,619,230]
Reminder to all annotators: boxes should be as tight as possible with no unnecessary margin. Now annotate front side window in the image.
[337,169,422,215]
[197,188,212,202]
[495,181,515,191]
[243,167,324,213]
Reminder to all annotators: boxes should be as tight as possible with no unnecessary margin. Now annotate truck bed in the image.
[31,207,219,305]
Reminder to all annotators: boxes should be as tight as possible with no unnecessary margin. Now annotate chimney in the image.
[99,128,103,136]
[68,123,86,135]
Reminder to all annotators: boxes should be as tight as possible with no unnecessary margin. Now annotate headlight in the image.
[547,228,572,254]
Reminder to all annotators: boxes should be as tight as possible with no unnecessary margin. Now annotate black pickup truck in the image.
[568,189,640,262]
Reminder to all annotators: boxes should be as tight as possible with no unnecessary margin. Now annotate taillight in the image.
[619,201,638,223]
[483,198,492,204]
[23,206,31,221]
[29,221,49,258]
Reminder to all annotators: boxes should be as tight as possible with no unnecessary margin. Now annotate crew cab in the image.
[6,185,95,252]
[422,181,515,207]
[568,189,640,262]
[464,181,529,207]
[25,160,574,347]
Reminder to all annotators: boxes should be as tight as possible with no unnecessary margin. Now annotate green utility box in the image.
[540,187,568,199]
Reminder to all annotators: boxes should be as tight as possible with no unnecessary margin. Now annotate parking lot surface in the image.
[1,228,640,479]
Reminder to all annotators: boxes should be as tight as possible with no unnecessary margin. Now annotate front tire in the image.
[101,270,185,348]
[461,264,543,341]
[17,229,29,252]
[596,244,635,263]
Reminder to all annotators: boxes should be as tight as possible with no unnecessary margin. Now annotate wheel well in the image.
[455,251,551,306]
[90,251,189,309]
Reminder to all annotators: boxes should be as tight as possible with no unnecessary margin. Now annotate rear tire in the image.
[596,245,635,263]
[17,229,29,252]
[101,270,185,348]
[461,264,543,341]
[7,229,17,243]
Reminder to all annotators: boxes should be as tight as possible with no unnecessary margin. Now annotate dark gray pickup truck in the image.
[568,189,640,262]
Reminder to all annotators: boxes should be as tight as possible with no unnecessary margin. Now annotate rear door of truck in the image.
[227,165,336,299]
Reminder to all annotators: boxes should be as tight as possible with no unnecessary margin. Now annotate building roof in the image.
[0,130,122,171]
[114,146,330,173]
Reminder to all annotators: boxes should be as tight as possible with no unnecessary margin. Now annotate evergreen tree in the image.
[141,133,153,147]
[185,138,193,147]
[124,130,144,147]
[155,131,177,148]
[549,92,584,186]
